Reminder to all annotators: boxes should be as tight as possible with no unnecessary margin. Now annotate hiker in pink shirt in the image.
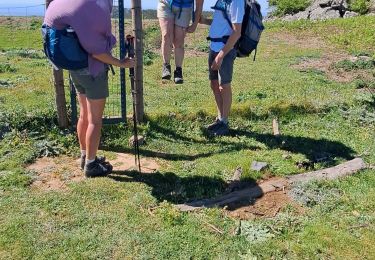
[44,0,135,177]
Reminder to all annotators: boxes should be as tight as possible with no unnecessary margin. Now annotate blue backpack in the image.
[168,0,195,21]
[168,0,194,8]
[209,0,265,60]
[42,25,88,70]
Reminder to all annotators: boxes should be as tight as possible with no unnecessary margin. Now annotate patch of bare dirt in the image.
[272,31,325,50]
[110,152,159,173]
[226,190,304,220]
[28,156,83,192]
[28,152,160,191]
[292,54,374,83]
[269,31,374,83]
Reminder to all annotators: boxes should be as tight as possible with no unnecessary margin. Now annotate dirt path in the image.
[28,152,160,192]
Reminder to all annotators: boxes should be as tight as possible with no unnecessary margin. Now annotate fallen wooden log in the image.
[176,158,367,212]
[286,158,367,184]
[177,178,288,212]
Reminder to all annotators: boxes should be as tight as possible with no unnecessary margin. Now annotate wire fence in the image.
[0,3,211,122]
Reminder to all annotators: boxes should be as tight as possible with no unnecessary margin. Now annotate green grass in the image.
[269,0,311,16]
[266,15,375,56]
[0,17,375,259]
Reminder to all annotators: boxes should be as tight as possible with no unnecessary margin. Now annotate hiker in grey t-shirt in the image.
[199,0,245,136]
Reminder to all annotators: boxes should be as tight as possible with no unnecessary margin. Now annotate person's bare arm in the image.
[199,15,212,26]
[210,23,242,71]
[92,53,135,68]
[187,0,204,33]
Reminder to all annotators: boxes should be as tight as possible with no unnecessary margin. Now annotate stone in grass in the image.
[128,135,145,147]
[251,161,269,172]
[282,154,292,160]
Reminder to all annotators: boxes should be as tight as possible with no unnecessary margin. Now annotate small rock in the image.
[168,112,176,118]
[282,154,292,160]
[296,160,315,170]
[370,0,375,12]
[318,0,333,8]
[358,55,372,61]
[352,210,361,217]
[343,11,359,18]
[128,135,145,147]
[251,161,268,172]
[310,7,341,20]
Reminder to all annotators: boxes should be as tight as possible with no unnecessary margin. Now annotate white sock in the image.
[81,150,86,157]
[86,158,95,165]
[220,117,228,125]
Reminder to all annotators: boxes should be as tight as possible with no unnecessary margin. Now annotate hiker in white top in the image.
[200,0,245,136]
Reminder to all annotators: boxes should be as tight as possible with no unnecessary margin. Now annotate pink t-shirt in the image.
[44,0,116,76]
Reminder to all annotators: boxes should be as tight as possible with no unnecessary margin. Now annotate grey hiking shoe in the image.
[207,118,222,132]
[162,63,171,80]
[80,155,106,170]
[212,122,230,136]
[84,158,113,178]
[174,67,183,84]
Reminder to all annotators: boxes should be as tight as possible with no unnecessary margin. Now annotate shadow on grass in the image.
[232,102,335,121]
[102,108,355,166]
[109,169,261,209]
[103,128,354,167]
[230,129,355,163]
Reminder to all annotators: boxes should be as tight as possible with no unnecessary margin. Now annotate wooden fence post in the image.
[46,0,69,128]
[130,0,144,122]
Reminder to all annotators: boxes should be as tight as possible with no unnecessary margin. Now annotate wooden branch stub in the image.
[272,118,280,136]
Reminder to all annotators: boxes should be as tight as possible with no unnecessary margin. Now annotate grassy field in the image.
[0,16,375,259]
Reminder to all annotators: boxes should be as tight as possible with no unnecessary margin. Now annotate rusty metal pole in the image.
[46,0,69,128]
[130,0,144,122]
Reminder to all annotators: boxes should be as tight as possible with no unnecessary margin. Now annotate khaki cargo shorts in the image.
[157,0,192,28]
[70,67,109,100]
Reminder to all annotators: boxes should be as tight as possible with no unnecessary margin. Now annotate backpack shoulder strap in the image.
[212,0,233,28]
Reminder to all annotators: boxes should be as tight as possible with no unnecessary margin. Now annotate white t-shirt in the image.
[209,0,245,52]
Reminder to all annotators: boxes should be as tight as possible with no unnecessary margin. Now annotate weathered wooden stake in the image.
[130,0,144,122]
[273,118,280,136]
[46,0,69,129]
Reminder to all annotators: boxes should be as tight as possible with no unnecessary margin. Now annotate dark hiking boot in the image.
[80,155,106,170]
[212,122,230,136]
[206,118,222,132]
[84,158,113,178]
[162,63,171,80]
[174,67,183,84]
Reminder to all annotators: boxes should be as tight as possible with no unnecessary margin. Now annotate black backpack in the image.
[209,0,265,60]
